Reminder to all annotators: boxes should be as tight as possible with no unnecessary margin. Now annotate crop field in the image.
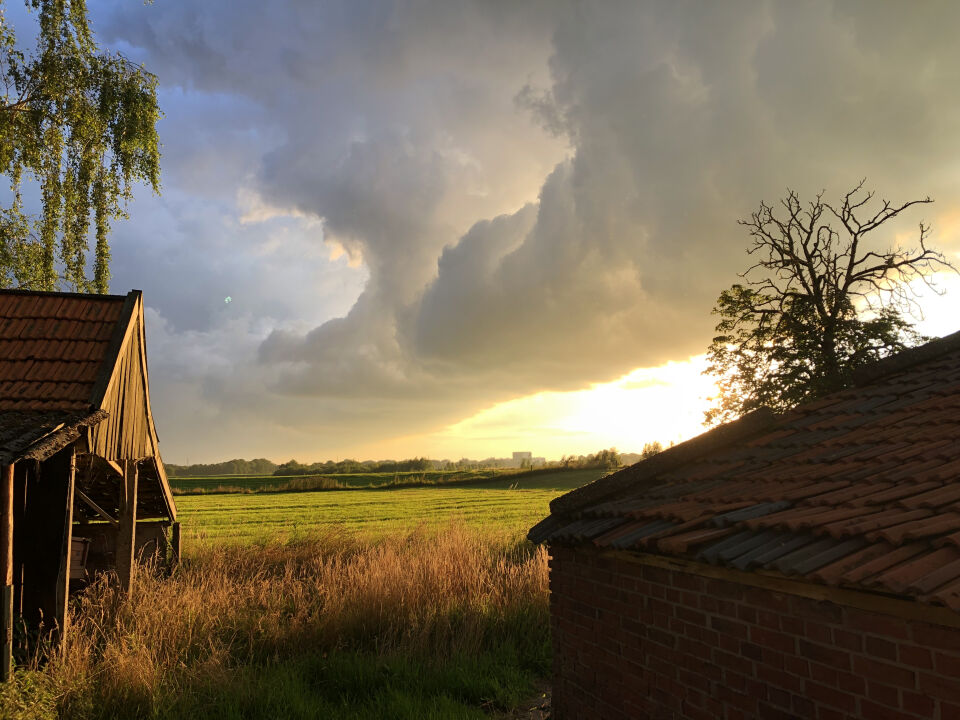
[176,468,606,545]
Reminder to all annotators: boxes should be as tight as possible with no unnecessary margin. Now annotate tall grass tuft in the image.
[5,525,549,719]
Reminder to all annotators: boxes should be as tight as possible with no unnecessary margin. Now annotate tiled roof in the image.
[0,409,107,465]
[530,330,960,610]
[0,290,130,412]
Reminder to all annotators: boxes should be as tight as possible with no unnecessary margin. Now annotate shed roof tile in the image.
[532,329,960,610]
[0,290,129,413]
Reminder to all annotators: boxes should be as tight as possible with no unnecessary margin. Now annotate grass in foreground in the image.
[2,469,603,718]
[3,526,549,719]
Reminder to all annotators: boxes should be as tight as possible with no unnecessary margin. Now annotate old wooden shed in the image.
[531,330,960,719]
[0,289,178,678]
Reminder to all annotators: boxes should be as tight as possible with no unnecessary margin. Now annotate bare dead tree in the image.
[705,180,957,424]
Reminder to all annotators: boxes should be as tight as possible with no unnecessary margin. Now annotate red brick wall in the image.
[550,546,960,720]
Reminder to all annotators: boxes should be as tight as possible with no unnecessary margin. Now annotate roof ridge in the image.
[539,327,960,528]
[545,407,778,519]
[0,288,134,301]
[850,327,960,388]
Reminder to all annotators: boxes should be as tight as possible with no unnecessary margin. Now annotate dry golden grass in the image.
[6,524,549,719]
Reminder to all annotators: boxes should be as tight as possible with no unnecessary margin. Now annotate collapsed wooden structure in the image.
[0,289,179,679]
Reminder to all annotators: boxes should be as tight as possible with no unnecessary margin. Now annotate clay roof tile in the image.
[532,328,960,610]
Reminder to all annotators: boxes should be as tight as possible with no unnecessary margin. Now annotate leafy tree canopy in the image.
[0,0,160,292]
[706,181,956,425]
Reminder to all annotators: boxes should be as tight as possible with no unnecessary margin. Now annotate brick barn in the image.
[0,289,178,678]
[530,331,960,719]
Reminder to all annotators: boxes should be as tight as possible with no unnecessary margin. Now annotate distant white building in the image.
[512,451,533,467]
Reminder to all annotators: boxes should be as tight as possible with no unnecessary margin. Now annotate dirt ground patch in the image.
[497,680,551,719]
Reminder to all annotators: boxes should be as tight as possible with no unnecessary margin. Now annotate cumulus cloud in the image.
[92,0,960,459]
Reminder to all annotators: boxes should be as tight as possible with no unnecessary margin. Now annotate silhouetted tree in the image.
[640,441,662,460]
[706,181,956,424]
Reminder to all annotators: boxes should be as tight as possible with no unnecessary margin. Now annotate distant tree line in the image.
[272,457,433,476]
[165,458,278,477]
[167,444,670,477]
[620,442,667,466]
[558,448,623,470]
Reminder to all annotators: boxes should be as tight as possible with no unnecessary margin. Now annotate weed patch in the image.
[2,526,550,719]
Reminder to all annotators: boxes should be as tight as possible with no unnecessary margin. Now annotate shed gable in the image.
[0,288,175,520]
[88,312,155,461]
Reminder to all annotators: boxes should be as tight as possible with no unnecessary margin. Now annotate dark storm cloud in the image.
[94,0,960,459]
[260,0,960,394]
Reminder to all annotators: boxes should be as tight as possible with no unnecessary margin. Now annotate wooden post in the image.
[170,522,181,567]
[1,463,13,682]
[54,448,75,636]
[116,460,138,594]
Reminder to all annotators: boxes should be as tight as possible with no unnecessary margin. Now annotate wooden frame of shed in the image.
[0,289,179,680]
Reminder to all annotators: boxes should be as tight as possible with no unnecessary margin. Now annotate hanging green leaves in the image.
[0,0,160,293]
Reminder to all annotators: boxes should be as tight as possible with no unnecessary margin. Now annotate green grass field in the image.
[175,468,605,545]
[169,469,507,493]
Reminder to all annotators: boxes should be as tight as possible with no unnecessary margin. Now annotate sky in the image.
[12,1,960,463]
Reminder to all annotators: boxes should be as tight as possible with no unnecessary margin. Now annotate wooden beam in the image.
[137,297,177,523]
[88,291,139,409]
[170,522,181,567]
[153,455,177,523]
[54,449,76,635]
[104,459,123,477]
[115,460,138,594]
[0,464,13,682]
[75,488,118,527]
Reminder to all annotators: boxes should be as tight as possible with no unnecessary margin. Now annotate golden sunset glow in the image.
[380,268,960,463]
[911,267,960,338]
[397,357,718,460]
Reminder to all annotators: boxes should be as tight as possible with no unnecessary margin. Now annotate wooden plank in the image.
[90,376,119,459]
[115,460,138,594]
[107,346,127,458]
[13,463,27,617]
[129,335,141,458]
[131,330,141,456]
[75,488,118,527]
[137,302,178,521]
[1,464,13,682]
[19,450,74,642]
[54,449,76,634]
[138,304,159,451]
[16,411,106,465]
[170,522,181,567]
[88,291,139,409]
[1,465,12,589]
[104,459,123,477]
[156,457,177,522]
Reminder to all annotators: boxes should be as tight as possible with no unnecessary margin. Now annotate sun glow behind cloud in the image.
[911,268,960,339]
[411,267,959,462]
[417,356,717,459]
